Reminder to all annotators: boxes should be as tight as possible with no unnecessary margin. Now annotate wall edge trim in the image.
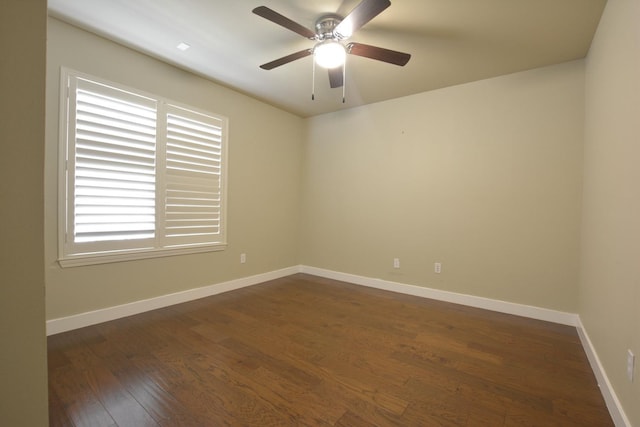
[300,265,578,326]
[300,265,628,425]
[576,319,632,427]
[45,264,625,426]
[46,266,300,335]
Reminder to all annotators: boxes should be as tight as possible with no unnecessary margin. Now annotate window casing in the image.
[59,69,228,267]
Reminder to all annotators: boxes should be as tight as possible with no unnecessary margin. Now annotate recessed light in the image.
[176,42,190,51]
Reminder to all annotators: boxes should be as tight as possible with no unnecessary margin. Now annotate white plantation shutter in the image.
[71,78,157,247]
[60,69,227,265]
[163,105,225,246]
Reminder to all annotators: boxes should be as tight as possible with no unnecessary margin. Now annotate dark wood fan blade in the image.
[260,49,312,70]
[328,67,344,88]
[334,0,391,38]
[252,6,316,39]
[347,42,411,66]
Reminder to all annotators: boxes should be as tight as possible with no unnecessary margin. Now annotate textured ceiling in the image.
[48,0,606,117]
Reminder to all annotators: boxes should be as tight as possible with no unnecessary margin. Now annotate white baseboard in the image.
[576,319,632,427]
[300,265,631,425]
[46,264,576,335]
[46,263,628,425]
[300,265,579,326]
[46,266,300,336]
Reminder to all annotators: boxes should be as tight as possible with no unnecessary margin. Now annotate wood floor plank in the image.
[49,364,117,427]
[48,385,76,427]
[48,273,614,426]
[334,410,377,427]
[63,345,159,427]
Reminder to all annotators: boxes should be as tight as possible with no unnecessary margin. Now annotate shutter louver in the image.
[73,82,157,244]
[164,106,224,246]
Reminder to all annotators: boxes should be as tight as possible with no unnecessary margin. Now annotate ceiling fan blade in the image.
[347,42,411,66]
[334,0,391,38]
[328,67,344,88]
[260,49,312,70]
[252,6,316,39]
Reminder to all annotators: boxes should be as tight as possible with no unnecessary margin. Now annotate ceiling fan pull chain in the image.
[342,61,346,103]
[311,57,316,100]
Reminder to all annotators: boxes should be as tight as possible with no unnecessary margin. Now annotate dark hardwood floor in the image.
[48,274,613,426]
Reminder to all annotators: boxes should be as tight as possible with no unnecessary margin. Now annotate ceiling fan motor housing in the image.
[315,14,344,41]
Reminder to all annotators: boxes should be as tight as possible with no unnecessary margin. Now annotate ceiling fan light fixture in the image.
[314,40,346,69]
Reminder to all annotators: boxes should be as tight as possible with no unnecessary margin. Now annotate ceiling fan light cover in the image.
[314,41,346,69]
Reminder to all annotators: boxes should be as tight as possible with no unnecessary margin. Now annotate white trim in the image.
[58,243,226,268]
[300,265,579,326]
[46,264,626,425]
[300,266,630,424]
[46,266,299,336]
[47,264,579,335]
[57,67,229,267]
[576,319,632,427]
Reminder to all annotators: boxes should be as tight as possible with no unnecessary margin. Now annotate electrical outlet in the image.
[628,350,635,382]
[393,258,400,269]
[240,253,246,264]
[434,262,442,274]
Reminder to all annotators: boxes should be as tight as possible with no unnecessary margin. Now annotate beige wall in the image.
[0,1,49,426]
[301,61,585,312]
[582,0,640,424]
[45,18,304,319]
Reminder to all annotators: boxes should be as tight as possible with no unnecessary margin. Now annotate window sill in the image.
[58,244,227,268]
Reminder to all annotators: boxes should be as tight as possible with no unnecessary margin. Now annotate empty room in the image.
[2,0,639,426]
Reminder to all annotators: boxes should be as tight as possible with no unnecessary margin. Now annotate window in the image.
[59,69,228,267]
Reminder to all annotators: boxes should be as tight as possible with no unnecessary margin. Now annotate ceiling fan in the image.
[252,0,411,99]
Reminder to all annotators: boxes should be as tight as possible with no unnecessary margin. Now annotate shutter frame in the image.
[59,69,228,266]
